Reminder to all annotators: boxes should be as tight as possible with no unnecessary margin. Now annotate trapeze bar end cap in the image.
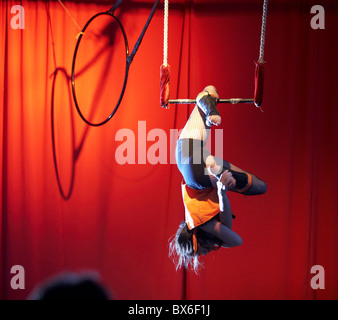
[254,100,262,108]
[254,100,264,112]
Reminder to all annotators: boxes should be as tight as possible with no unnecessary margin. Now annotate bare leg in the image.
[179,85,221,142]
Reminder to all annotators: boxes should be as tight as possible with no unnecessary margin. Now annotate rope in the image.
[57,0,84,38]
[163,0,169,66]
[259,0,268,63]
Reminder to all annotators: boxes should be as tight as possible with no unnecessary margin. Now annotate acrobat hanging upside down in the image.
[169,85,267,273]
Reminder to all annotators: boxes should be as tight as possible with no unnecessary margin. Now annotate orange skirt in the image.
[182,181,220,230]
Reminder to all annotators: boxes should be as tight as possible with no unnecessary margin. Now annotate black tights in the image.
[176,138,267,195]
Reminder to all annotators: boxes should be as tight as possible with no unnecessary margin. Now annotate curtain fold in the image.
[1,0,8,301]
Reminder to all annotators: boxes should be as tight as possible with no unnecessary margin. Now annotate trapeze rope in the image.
[160,0,170,108]
[254,0,268,108]
[163,0,169,67]
[259,0,268,63]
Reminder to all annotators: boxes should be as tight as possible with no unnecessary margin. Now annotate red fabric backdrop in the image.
[1,0,338,300]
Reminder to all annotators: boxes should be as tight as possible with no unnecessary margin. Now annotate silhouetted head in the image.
[28,271,111,300]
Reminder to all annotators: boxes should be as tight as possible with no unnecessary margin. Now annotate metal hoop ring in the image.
[71,12,129,127]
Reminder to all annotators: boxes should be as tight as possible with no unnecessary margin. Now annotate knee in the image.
[231,235,243,247]
[205,155,216,168]
[259,181,268,195]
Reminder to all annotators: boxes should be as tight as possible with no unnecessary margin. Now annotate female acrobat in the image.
[169,85,267,272]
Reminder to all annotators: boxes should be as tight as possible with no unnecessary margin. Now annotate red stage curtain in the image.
[1,0,338,300]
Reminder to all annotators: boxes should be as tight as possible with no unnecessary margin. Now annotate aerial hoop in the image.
[71,11,129,127]
[71,0,161,126]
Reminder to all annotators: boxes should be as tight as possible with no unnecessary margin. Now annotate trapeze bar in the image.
[168,98,255,105]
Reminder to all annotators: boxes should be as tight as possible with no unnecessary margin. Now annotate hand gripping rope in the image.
[71,0,161,126]
[160,0,268,109]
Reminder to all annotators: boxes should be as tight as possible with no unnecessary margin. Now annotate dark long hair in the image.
[169,221,222,274]
[169,222,200,273]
